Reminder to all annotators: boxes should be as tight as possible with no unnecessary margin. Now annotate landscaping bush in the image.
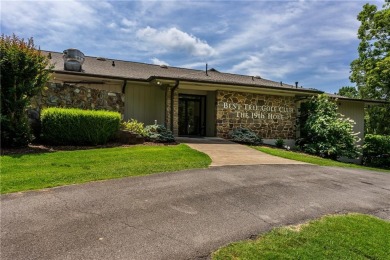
[275,138,285,148]
[1,34,51,147]
[28,109,41,141]
[363,134,390,168]
[121,119,146,137]
[228,127,262,145]
[41,108,121,145]
[144,124,175,143]
[296,94,360,160]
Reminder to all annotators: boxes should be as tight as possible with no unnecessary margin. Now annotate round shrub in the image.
[275,138,285,148]
[121,119,146,137]
[144,124,175,143]
[228,127,262,145]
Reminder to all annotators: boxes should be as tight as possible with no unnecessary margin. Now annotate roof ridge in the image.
[42,50,206,73]
[42,50,316,92]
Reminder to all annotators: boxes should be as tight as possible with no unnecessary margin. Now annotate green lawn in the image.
[212,214,390,260]
[255,146,390,172]
[0,144,211,194]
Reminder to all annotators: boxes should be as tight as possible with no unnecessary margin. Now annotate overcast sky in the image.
[1,0,385,93]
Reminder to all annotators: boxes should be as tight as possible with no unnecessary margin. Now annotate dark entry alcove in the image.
[178,94,206,136]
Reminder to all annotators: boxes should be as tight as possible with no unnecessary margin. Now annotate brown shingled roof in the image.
[326,93,388,104]
[43,50,322,94]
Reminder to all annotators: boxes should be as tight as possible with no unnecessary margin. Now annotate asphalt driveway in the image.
[1,165,389,260]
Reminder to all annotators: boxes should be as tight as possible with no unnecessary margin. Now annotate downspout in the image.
[122,79,127,94]
[121,80,127,120]
[170,80,180,132]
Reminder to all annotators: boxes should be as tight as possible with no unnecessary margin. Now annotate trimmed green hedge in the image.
[363,134,390,168]
[41,108,121,145]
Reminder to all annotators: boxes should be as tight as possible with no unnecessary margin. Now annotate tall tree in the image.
[350,2,390,135]
[1,34,51,147]
[337,86,360,98]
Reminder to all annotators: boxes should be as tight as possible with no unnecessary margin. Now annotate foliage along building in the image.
[34,49,382,149]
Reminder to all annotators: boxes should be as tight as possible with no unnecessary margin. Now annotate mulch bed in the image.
[1,142,179,156]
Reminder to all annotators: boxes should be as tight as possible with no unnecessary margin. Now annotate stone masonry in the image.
[164,86,179,135]
[30,83,125,115]
[172,90,179,136]
[165,86,172,129]
[216,90,296,139]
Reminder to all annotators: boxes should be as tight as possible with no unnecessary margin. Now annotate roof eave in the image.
[148,76,324,95]
[327,94,389,104]
[50,69,146,82]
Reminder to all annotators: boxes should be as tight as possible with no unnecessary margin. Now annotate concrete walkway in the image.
[177,137,309,166]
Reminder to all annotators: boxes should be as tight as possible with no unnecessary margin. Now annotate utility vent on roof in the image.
[96,57,107,61]
[160,64,168,69]
[209,68,219,72]
[63,49,85,72]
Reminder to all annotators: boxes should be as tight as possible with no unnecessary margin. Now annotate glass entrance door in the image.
[178,95,206,136]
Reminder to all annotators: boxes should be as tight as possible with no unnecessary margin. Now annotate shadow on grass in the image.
[1,142,178,158]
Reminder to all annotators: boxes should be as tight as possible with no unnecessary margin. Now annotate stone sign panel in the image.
[216,90,296,139]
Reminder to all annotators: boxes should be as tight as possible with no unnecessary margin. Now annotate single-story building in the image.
[34,49,383,149]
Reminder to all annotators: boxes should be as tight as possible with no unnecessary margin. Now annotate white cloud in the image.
[1,0,99,30]
[136,26,216,57]
[207,0,363,91]
[311,49,335,58]
[230,56,262,75]
[192,20,229,35]
[230,55,296,79]
[1,0,103,49]
[1,0,368,93]
[215,1,309,55]
[107,22,117,29]
[316,27,358,42]
[151,58,169,66]
[119,18,138,33]
[121,18,137,28]
[178,61,208,70]
[315,66,350,79]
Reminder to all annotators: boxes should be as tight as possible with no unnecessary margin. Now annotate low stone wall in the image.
[216,90,296,139]
[30,83,125,115]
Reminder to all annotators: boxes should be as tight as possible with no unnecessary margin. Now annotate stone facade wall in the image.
[31,83,125,115]
[165,86,172,129]
[172,90,179,136]
[216,90,296,139]
[164,86,179,135]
